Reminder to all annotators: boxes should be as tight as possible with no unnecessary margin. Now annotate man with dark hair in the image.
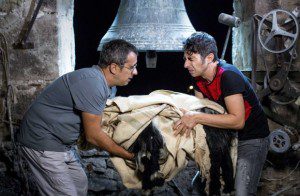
[173,32,269,195]
[17,39,138,195]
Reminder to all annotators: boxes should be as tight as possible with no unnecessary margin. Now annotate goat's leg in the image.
[221,148,234,194]
[206,131,222,196]
[208,148,222,196]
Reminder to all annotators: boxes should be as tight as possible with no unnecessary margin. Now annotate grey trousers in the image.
[235,136,269,196]
[20,146,88,196]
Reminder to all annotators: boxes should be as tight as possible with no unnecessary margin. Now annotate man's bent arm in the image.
[195,93,245,129]
[82,112,134,160]
[174,93,245,136]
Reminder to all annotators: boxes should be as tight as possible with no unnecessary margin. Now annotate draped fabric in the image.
[78,90,237,191]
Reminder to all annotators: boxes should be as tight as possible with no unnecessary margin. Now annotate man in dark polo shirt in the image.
[17,39,138,195]
[173,32,269,195]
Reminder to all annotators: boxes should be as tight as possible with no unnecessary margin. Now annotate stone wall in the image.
[0,0,74,141]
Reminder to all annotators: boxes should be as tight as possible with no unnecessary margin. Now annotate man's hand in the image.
[173,108,200,138]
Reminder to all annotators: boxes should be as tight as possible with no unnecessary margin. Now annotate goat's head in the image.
[128,122,169,192]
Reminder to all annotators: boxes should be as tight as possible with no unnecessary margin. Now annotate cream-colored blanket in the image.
[80,90,237,190]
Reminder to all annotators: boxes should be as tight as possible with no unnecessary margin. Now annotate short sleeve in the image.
[69,77,108,115]
[221,71,245,97]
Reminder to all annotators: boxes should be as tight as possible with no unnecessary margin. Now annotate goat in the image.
[128,108,235,195]
[128,122,168,194]
[199,107,235,195]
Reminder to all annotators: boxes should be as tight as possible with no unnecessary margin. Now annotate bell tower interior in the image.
[73,0,233,96]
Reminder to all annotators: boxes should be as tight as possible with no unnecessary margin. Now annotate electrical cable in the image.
[263,159,300,181]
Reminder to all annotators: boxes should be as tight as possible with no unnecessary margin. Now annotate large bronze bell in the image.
[98,0,196,52]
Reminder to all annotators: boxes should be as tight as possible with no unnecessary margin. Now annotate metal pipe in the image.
[221,28,231,60]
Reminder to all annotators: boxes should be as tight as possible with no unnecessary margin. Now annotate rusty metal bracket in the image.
[12,0,44,49]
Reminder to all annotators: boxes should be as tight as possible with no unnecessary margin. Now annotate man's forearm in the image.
[86,129,134,160]
[83,112,134,160]
[195,112,244,130]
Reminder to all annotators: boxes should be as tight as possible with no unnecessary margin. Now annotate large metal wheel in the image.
[258,9,299,53]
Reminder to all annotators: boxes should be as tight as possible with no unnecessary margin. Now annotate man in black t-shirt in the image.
[173,32,269,195]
